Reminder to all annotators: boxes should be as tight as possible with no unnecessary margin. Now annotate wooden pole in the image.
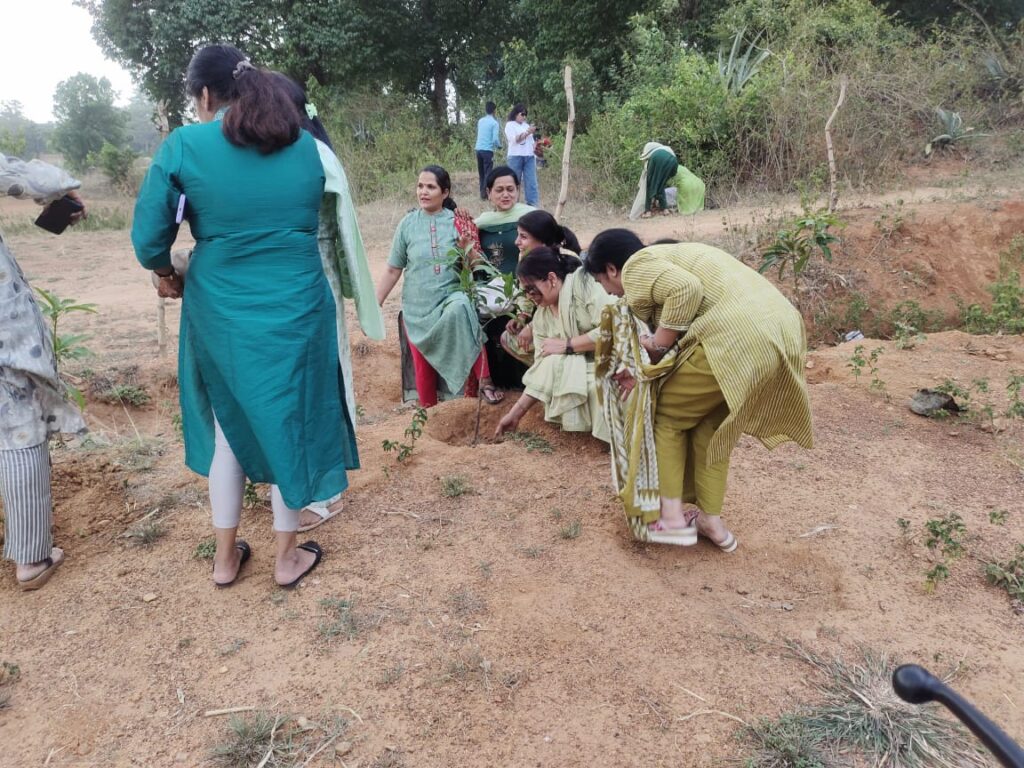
[555,65,575,220]
[825,75,848,213]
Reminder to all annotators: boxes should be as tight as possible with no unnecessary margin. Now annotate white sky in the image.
[2,0,136,123]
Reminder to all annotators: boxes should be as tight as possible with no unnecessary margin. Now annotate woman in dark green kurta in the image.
[132,45,353,588]
[475,166,536,388]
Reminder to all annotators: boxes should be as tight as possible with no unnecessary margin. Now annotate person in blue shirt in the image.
[475,101,502,200]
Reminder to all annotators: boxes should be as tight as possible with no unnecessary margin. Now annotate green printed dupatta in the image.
[595,302,685,542]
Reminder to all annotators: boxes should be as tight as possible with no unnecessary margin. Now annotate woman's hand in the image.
[540,337,568,357]
[494,410,521,439]
[640,334,670,363]
[65,189,88,223]
[517,323,534,349]
[156,272,184,299]
[612,368,636,401]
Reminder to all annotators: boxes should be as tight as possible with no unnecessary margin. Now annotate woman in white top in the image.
[504,103,539,206]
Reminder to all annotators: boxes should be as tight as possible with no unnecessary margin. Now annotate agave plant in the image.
[717,29,771,95]
[925,108,985,156]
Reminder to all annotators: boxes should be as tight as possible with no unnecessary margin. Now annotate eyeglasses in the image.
[522,283,542,298]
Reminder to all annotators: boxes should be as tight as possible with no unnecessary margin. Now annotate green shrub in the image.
[89,142,139,193]
[959,235,1024,335]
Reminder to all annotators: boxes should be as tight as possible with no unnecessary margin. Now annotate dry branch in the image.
[825,75,849,213]
[202,705,256,717]
[555,65,575,220]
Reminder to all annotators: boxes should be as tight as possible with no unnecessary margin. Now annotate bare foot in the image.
[693,511,733,546]
[274,545,318,586]
[212,543,243,585]
[298,508,322,529]
[15,547,64,583]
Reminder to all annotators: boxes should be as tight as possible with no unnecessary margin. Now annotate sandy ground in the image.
[0,168,1023,767]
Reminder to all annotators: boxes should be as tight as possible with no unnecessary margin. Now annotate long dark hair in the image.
[272,73,333,149]
[518,210,581,254]
[584,228,645,274]
[186,44,301,154]
[517,246,582,282]
[421,164,458,210]
[507,103,527,122]
[485,165,519,193]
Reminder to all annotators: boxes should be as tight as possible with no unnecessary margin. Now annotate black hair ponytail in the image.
[518,210,582,255]
[517,246,582,282]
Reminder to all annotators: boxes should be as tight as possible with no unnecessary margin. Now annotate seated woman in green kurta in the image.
[499,209,583,366]
[474,166,536,389]
[376,165,496,408]
[132,45,353,588]
[628,142,680,220]
[494,247,617,442]
[585,230,814,551]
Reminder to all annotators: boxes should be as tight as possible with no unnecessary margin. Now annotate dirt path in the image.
[0,177,1023,766]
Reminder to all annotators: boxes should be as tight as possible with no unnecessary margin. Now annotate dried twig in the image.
[254,715,282,768]
[383,509,420,520]
[826,75,849,213]
[676,708,747,726]
[672,683,708,703]
[202,705,256,717]
[555,65,576,219]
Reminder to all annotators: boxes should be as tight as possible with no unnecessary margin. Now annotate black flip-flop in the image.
[213,540,252,588]
[481,386,504,406]
[278,541,323,590]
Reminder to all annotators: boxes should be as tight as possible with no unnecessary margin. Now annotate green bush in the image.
[960,235,1024,335]
[89,142,139,193]
[310,85,475,204]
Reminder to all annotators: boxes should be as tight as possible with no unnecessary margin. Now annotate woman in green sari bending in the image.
[586,230,813,551]
[494,247,617,442]
[629,142,679,220]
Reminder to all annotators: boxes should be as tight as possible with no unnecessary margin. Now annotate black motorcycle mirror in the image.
[893,664,1024,768]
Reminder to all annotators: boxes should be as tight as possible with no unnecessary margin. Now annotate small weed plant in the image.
[440,475,472,498]
[383,407,428,463]
[33,286,96,408]
[507,430,553,454]
[758,210,841,296]
[0,661,21,710]
[847,345,885,391]
[318,597,360,641]
[193,538,216,560]
[559,520,582,540]
[210,711,347,767]
[100,383,151,407]
[923,513,967,592]
[959,235,1024,334]
[126,519,166,547]
[243,481,261,509]
[989,509,1009,526]
[985,544,1024,606]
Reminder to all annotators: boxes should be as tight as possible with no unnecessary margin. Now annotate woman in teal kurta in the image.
[132,45,351,588]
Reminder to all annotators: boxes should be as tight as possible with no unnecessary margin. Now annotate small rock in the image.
[296,716,313,730]
[116,567,130,577]
[805,359,815,369]
[174,753,188,763]
[544,736,552,743]
[336,741,353,756]
[218,666,228,674]
[142,593,158,603]
[909,389,961,417]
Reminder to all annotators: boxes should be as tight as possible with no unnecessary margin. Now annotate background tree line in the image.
[11,0,1022,202]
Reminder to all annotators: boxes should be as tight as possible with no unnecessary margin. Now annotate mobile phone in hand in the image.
[34,194,84,235]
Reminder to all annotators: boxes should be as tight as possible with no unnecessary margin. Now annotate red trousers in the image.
[407,338,489,408]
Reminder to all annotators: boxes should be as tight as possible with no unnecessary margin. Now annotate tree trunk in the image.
[555,65,575,220]
[431,60,448,124]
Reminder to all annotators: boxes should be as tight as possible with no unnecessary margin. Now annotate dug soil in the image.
[1,173,1023,766]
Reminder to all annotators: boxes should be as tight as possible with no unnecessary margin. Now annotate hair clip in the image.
[305,103,318,120]
[232,60,255,80]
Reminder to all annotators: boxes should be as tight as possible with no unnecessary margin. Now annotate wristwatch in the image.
[154,267,175,278]
[565,339,574,355]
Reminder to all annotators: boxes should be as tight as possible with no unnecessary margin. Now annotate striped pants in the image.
[0,442,53,564]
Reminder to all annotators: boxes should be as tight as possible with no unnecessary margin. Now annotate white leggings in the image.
[210,418,299,532]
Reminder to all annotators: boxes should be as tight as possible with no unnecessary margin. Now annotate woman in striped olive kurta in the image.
[586,230,813,551]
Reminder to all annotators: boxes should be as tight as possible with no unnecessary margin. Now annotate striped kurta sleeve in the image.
[619,244,813,465]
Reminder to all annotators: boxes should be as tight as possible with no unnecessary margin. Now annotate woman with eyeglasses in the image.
[499,209,582,366]
[494,246,617,442]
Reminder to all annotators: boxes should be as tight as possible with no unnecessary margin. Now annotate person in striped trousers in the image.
[1,153,88,590]
[586,230,814,552]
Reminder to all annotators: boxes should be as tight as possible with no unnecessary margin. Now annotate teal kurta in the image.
[131,122,356,510]
[389,208,481,392]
